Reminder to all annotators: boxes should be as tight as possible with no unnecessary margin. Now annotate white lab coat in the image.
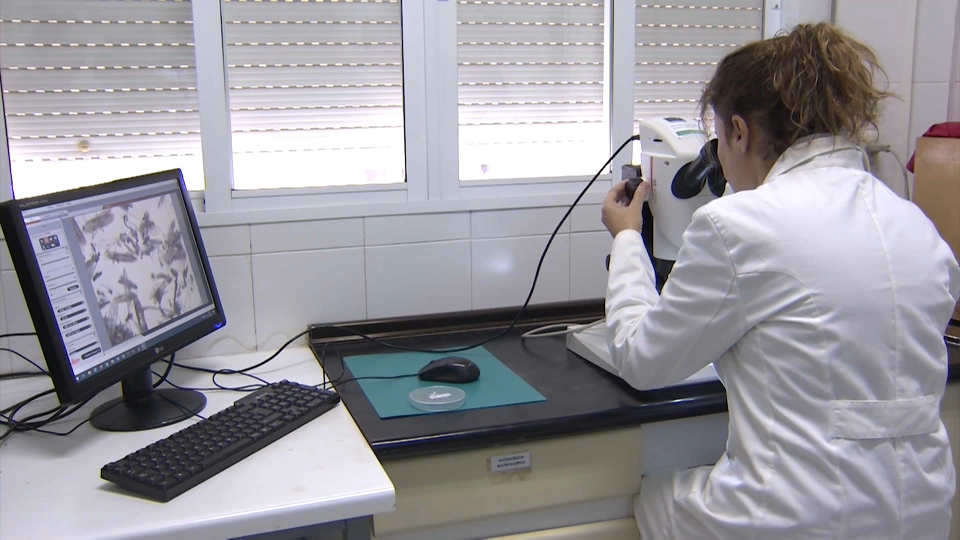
[605,135,960,539]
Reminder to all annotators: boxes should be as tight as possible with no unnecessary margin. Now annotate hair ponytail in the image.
[700,22,894,158]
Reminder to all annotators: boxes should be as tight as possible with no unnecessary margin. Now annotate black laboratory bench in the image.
[307,300,960,462]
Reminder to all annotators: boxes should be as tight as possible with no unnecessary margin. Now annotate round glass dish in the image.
[408,385,467,412]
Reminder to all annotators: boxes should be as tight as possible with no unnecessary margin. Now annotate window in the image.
[0,0,776,214]
[0,0,204,198]
[634,1,763,123]
[457,0,607,181]
[222,0,405,191]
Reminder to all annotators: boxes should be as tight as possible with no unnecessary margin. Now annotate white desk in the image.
[0,347,396,540]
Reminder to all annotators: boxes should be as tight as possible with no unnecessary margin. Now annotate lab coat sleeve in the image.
[949,254,960,309]
[950,255,960,303]
[605,210,747,391]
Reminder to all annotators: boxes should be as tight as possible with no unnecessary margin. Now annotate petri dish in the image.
[409,385,467,412]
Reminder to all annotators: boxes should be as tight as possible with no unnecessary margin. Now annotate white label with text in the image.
[489,451,531,473]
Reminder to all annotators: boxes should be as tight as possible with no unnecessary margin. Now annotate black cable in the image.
[318,341,428,389]
[1,418,89,442]
[1,401,62,430]
[1,382,178,443]
[1,424,23,443]
[151,351,249,401]
[0,395,94,443]
[0,371,48,381]
[311,341,419,389]
[0,388,54,418]
[153,353,176,389]
[3,395,115,442]
[152,373,263,393]
[0,332,38,340]
[315,135,641,355]
[3,353,202,444]
[156,391,207,422]
[330,374,417,388]
[314,342,346,390]
[158,330,310,389]
[0,347,48,375]
[220,330,309,375]
[52,136,641,395]
[22,396,87,425]
[9,403,69,427]
[1,353,178,443]
[165,360,270,391]
[29,418,93,438]
[211,370,269,390]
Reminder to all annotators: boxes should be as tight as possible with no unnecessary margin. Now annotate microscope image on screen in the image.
[70,194,203,348]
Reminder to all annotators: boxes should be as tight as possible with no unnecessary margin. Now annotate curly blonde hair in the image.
[700,22,895,158]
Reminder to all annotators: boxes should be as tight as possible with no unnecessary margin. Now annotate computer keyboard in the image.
[101,380,340,502]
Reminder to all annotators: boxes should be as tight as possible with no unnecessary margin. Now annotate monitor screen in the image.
[0,169,225,431]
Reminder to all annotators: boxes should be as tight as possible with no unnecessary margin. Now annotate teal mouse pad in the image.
[341,346,546,419]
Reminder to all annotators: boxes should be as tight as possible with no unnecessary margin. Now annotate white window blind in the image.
[634,1,763,123]
[0,0,204,198]
[222,0,404,191]
[458,0,606,181]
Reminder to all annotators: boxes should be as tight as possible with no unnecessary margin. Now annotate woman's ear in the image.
[730,114,751,154]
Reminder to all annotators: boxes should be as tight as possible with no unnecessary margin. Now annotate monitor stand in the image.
[566,322,719,388]
[90,367,206,432]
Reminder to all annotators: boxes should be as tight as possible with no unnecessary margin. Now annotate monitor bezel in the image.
[0,168,225,405]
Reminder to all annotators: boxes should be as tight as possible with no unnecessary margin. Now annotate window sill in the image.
[195,179,612,227]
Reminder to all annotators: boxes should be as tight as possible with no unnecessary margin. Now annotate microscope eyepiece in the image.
[672,138,727,199]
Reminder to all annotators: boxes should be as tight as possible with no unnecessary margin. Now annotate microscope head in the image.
[629,118,728,264]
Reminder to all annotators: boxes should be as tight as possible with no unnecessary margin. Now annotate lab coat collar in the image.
[762,135,869,185]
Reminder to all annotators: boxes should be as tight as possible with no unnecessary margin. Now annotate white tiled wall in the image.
[908,0,959,157]
[3,0,957,372]
[250,218,363,254]
[0,275,7,374]
[1,246,43,373]
[251,247,367,350]
[910,82,952,155]
[199,225,250,258]
[188,255,258,357]
[472,234,571,310]
[570,204,605,233]
[366,240,472,319]
[569,205,611,301]
[835,0,959,196]
[471,207,572,239]
[781,0,834,29]
[571,232,614,301]
[912,0,958,84]
[836,1,916,88]
[0,237,11,271]
[836,0,916,198]
[0,209,608,370]
[365,213,470,245]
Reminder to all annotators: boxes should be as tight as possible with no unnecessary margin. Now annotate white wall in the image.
[781,0,834,30]
[3,0,958,373]
[0,203,611,370]
[834,0,959,197]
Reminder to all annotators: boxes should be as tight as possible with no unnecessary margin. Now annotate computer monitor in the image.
[0,169,225,432]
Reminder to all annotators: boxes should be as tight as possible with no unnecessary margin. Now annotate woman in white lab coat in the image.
[602,23,960,539]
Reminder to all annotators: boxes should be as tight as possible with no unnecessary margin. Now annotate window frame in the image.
[0,77,12,205]
[0,0,782,226]
[194,0,427,213]
[439,0,625,200]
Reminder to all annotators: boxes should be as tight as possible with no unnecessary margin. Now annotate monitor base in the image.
[90,388,206,432]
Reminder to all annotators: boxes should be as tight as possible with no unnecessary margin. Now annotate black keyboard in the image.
[101,380,340,502]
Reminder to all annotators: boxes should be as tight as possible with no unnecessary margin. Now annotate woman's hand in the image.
[602,180,649,237]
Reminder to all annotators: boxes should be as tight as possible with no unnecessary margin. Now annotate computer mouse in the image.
[417,357,481,384]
